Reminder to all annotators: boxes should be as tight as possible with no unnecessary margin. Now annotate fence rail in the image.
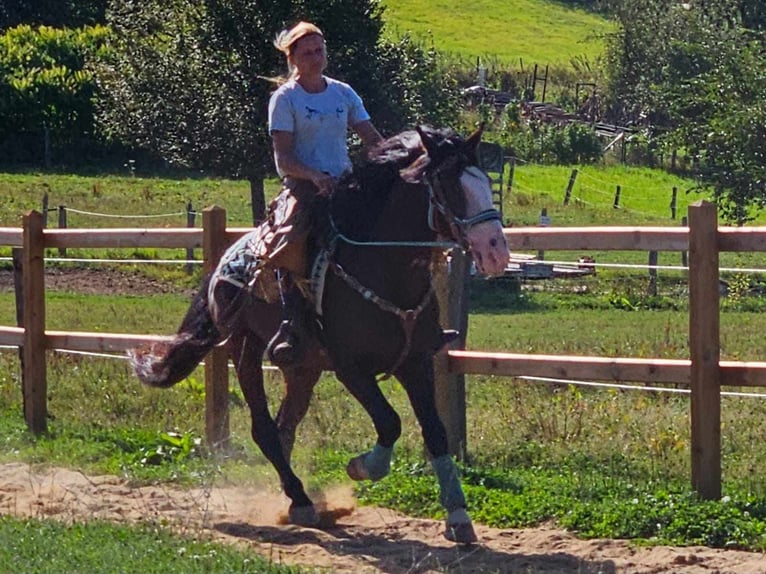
[1,201,764,499]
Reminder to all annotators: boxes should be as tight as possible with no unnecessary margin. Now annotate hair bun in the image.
[274,21,324,55]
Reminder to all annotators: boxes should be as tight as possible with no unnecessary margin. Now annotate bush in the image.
[0,24,111,166]
[496,106,603,164]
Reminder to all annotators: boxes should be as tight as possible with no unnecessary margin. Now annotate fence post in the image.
[58,206,67,257]
[670,187,678,220]
[647,251,658,296]
[563,169,578,205]
[433,248,468,459]
[688,200,721,500]
[22,211,47,434]
[41,193,49,228]
[202,206,230,451]
[537,207,549,260]
[185,202,196,275]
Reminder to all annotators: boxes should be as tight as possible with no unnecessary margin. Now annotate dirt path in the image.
[0,463,764,573]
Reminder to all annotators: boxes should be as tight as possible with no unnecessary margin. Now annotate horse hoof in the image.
[346,455,370,481]
[444,508,478,544]
[288,504,319,527]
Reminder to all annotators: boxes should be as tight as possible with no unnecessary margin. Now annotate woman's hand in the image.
[311,171,337,196]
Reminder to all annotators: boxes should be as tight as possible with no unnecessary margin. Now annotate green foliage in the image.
[496,112,603,164]
[604,0,766,221]
[95,0,459,183]
[0,24,111,164]
[321,450,766,549]
[0,1,107,29]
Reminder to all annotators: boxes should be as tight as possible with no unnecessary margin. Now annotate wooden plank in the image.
[718,228,766,252]
[22,211,47,434]
[0,228,23,247]
[44,228,203,249]
[448,351,691,384]
[688,200,721,500]
[45,331,173,352]
[720,361,766,387]
[504,227,688,252]
[0,326,24,346]
[203,206,230,450]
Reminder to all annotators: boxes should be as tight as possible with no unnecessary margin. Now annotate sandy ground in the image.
[2,270,766,572]
[0,463,765,574]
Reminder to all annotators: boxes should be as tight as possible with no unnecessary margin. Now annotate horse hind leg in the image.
[229,333,318,527]
[396,355,477,544]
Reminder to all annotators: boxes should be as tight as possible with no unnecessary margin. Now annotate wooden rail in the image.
[2,200,765,499]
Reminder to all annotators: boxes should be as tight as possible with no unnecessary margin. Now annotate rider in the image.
[265,21,383,367]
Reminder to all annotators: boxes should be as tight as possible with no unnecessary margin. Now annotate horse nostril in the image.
[490,238,498,248]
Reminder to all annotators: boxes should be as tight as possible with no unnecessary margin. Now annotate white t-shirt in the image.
[268,76,371,178]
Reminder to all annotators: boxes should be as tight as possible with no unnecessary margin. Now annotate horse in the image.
[129,125,509,544]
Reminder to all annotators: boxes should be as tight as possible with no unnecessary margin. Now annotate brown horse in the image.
[129,125,509,544]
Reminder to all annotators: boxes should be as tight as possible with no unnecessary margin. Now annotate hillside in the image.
[381,0,614,67]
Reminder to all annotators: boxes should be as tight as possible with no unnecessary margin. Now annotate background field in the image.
[381,0,614,67]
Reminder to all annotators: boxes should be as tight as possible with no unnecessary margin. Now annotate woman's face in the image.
[289,34,327,76]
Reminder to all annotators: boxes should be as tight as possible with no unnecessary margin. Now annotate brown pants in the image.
[262,178,319,289]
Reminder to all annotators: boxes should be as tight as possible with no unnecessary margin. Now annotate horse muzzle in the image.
[466,220,509,276]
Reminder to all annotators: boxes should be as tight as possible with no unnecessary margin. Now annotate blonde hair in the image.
[274,21,324,56]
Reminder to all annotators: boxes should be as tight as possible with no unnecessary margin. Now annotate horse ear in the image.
[416,125,439,157]
[465,123,484,152]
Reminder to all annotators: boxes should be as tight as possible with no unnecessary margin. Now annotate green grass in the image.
[382,0,615,67]
[0,516,306,574]
[4,168,766,554]
[0,171,278,228]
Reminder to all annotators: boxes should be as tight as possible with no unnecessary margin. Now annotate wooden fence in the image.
[2,201,766,500]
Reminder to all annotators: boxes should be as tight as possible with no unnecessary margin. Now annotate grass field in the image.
[3,162,766,558]
[381,0,614,67]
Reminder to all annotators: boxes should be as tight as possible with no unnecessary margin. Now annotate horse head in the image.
[409,125,509,276]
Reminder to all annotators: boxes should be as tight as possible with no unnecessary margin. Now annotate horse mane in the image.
[324,126,467,242]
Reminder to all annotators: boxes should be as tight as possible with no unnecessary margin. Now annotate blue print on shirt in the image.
[305,106,320,120]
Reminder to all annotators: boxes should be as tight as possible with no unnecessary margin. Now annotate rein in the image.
[323,149,500,380]
[328,260,435,381]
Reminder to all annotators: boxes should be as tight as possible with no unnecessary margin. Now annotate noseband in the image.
[426,162,502,247]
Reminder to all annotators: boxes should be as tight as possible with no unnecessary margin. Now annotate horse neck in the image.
[334,179,436,302]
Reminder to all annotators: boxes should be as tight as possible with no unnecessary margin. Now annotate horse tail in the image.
[129,274,222,388]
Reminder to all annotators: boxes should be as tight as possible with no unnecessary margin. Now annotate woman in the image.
[265,21,383,367]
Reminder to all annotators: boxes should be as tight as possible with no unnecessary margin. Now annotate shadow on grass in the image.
[468,276,545,315]
[215,520,618,574]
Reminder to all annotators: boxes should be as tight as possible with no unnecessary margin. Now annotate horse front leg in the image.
[335,366,400,483]
[275,359,323,464]
[228,333,318,527]
[396,354,477,544]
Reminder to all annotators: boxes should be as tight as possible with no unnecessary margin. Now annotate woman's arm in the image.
[353,120,384,150]
[271,130,336,195]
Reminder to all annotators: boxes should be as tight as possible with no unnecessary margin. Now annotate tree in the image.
[0,0,107,29]
[604,0,766,221]
[95,0,458,222]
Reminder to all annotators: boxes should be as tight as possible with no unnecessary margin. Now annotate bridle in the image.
[325,142,502,380]
[426,157,503,248]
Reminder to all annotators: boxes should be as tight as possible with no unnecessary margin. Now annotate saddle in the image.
[208,183,327,319]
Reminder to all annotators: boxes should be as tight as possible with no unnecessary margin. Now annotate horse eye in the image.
[490,238,498,247]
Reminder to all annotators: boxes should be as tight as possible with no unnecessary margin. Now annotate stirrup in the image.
[267,321,302,367]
